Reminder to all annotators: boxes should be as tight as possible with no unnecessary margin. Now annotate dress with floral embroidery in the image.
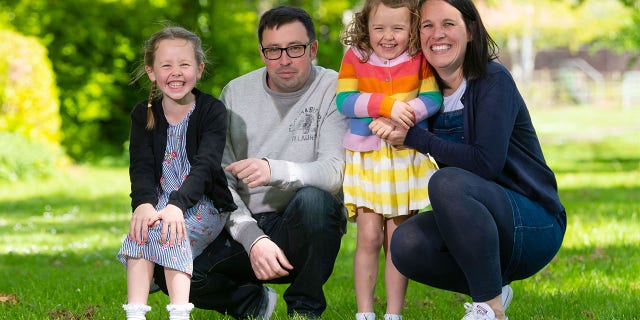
[117,105,228,275]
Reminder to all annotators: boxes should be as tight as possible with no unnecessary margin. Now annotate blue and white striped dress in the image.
[117,105,229,275]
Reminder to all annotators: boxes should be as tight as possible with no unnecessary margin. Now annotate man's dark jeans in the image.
[154,187,347,319]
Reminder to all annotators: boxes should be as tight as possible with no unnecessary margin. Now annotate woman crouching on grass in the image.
[369,0,567,319]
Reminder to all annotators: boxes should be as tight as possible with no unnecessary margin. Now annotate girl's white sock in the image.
[356,312,376,320]
[384,314,403,320]
[167,303,194,320]
[122,304,151,320]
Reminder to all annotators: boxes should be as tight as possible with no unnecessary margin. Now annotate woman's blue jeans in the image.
[390,167,566,302]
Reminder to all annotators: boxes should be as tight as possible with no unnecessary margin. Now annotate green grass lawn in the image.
[1,106,639,319]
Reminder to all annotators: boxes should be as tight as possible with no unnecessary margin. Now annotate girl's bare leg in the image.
[165,268,191,304]
[124,258,154,319]
[354,207,384,313]
[165,268,194,320]
[126,258,154,304]
[384,216,409,316]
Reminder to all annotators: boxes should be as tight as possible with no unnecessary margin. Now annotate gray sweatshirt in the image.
[220,66,348,253]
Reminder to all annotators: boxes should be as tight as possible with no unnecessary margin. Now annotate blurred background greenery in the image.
[1,0,639,178]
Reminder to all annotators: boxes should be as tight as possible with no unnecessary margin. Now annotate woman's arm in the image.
[405,66,521,179]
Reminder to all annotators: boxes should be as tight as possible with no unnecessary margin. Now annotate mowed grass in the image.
[1,106,639,319]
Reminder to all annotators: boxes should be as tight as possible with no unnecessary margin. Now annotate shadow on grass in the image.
[1,193,130,239]
[1,192,129,216]
[543,139,640,174]
[559,185,640,206]
[552,156,640,174]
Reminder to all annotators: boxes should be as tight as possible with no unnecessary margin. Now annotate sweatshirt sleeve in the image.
[268,94,348,194]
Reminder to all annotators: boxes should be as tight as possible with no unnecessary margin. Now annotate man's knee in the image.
[289,187,346,233]
[291,187,333,207]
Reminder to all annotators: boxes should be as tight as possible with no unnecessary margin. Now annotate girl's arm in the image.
[129,101,159,211]
[336,47,366,120]
[167,97,228,213]
[406,54,443,123]
[336,47,395,121]
[338,49,439,126]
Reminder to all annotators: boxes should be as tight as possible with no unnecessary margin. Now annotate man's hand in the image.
[249,237,293,280]
[225,158,271,188]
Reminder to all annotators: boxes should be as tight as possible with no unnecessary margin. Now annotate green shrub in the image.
[0,29,62,147]
[0,132,61,181]
[0,29,66,181]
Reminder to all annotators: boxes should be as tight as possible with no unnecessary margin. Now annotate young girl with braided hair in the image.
[117,26,236,320]
[336,0,442,319]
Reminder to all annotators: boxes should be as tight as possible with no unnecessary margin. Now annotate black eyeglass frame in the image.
[260,40,314,60]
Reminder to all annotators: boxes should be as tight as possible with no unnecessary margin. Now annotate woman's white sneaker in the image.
[502,284,513,311]
[461,302,509,320]
[462,302,495,320]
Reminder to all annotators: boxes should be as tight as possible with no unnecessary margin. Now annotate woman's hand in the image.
[129,203,157,245]
[370,118,409,146]
[154,204,186,247]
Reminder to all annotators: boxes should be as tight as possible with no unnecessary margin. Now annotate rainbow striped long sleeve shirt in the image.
[336,47,442,152]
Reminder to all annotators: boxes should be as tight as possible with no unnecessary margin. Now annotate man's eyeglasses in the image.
[261,40,313,60]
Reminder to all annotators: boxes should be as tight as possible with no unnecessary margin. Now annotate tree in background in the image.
[1,0,159,162]
[0,0,637,164]
[604,0,640,68]
[0,0,358,163]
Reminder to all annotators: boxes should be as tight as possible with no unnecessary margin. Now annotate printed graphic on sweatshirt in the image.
[290,106,320,142]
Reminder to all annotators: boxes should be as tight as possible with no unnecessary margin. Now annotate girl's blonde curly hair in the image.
[341,0,421,62]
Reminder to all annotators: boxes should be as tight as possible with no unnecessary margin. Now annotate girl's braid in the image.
[145,81,157,130]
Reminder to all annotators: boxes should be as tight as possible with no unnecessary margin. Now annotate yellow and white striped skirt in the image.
[344,140,438,220]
